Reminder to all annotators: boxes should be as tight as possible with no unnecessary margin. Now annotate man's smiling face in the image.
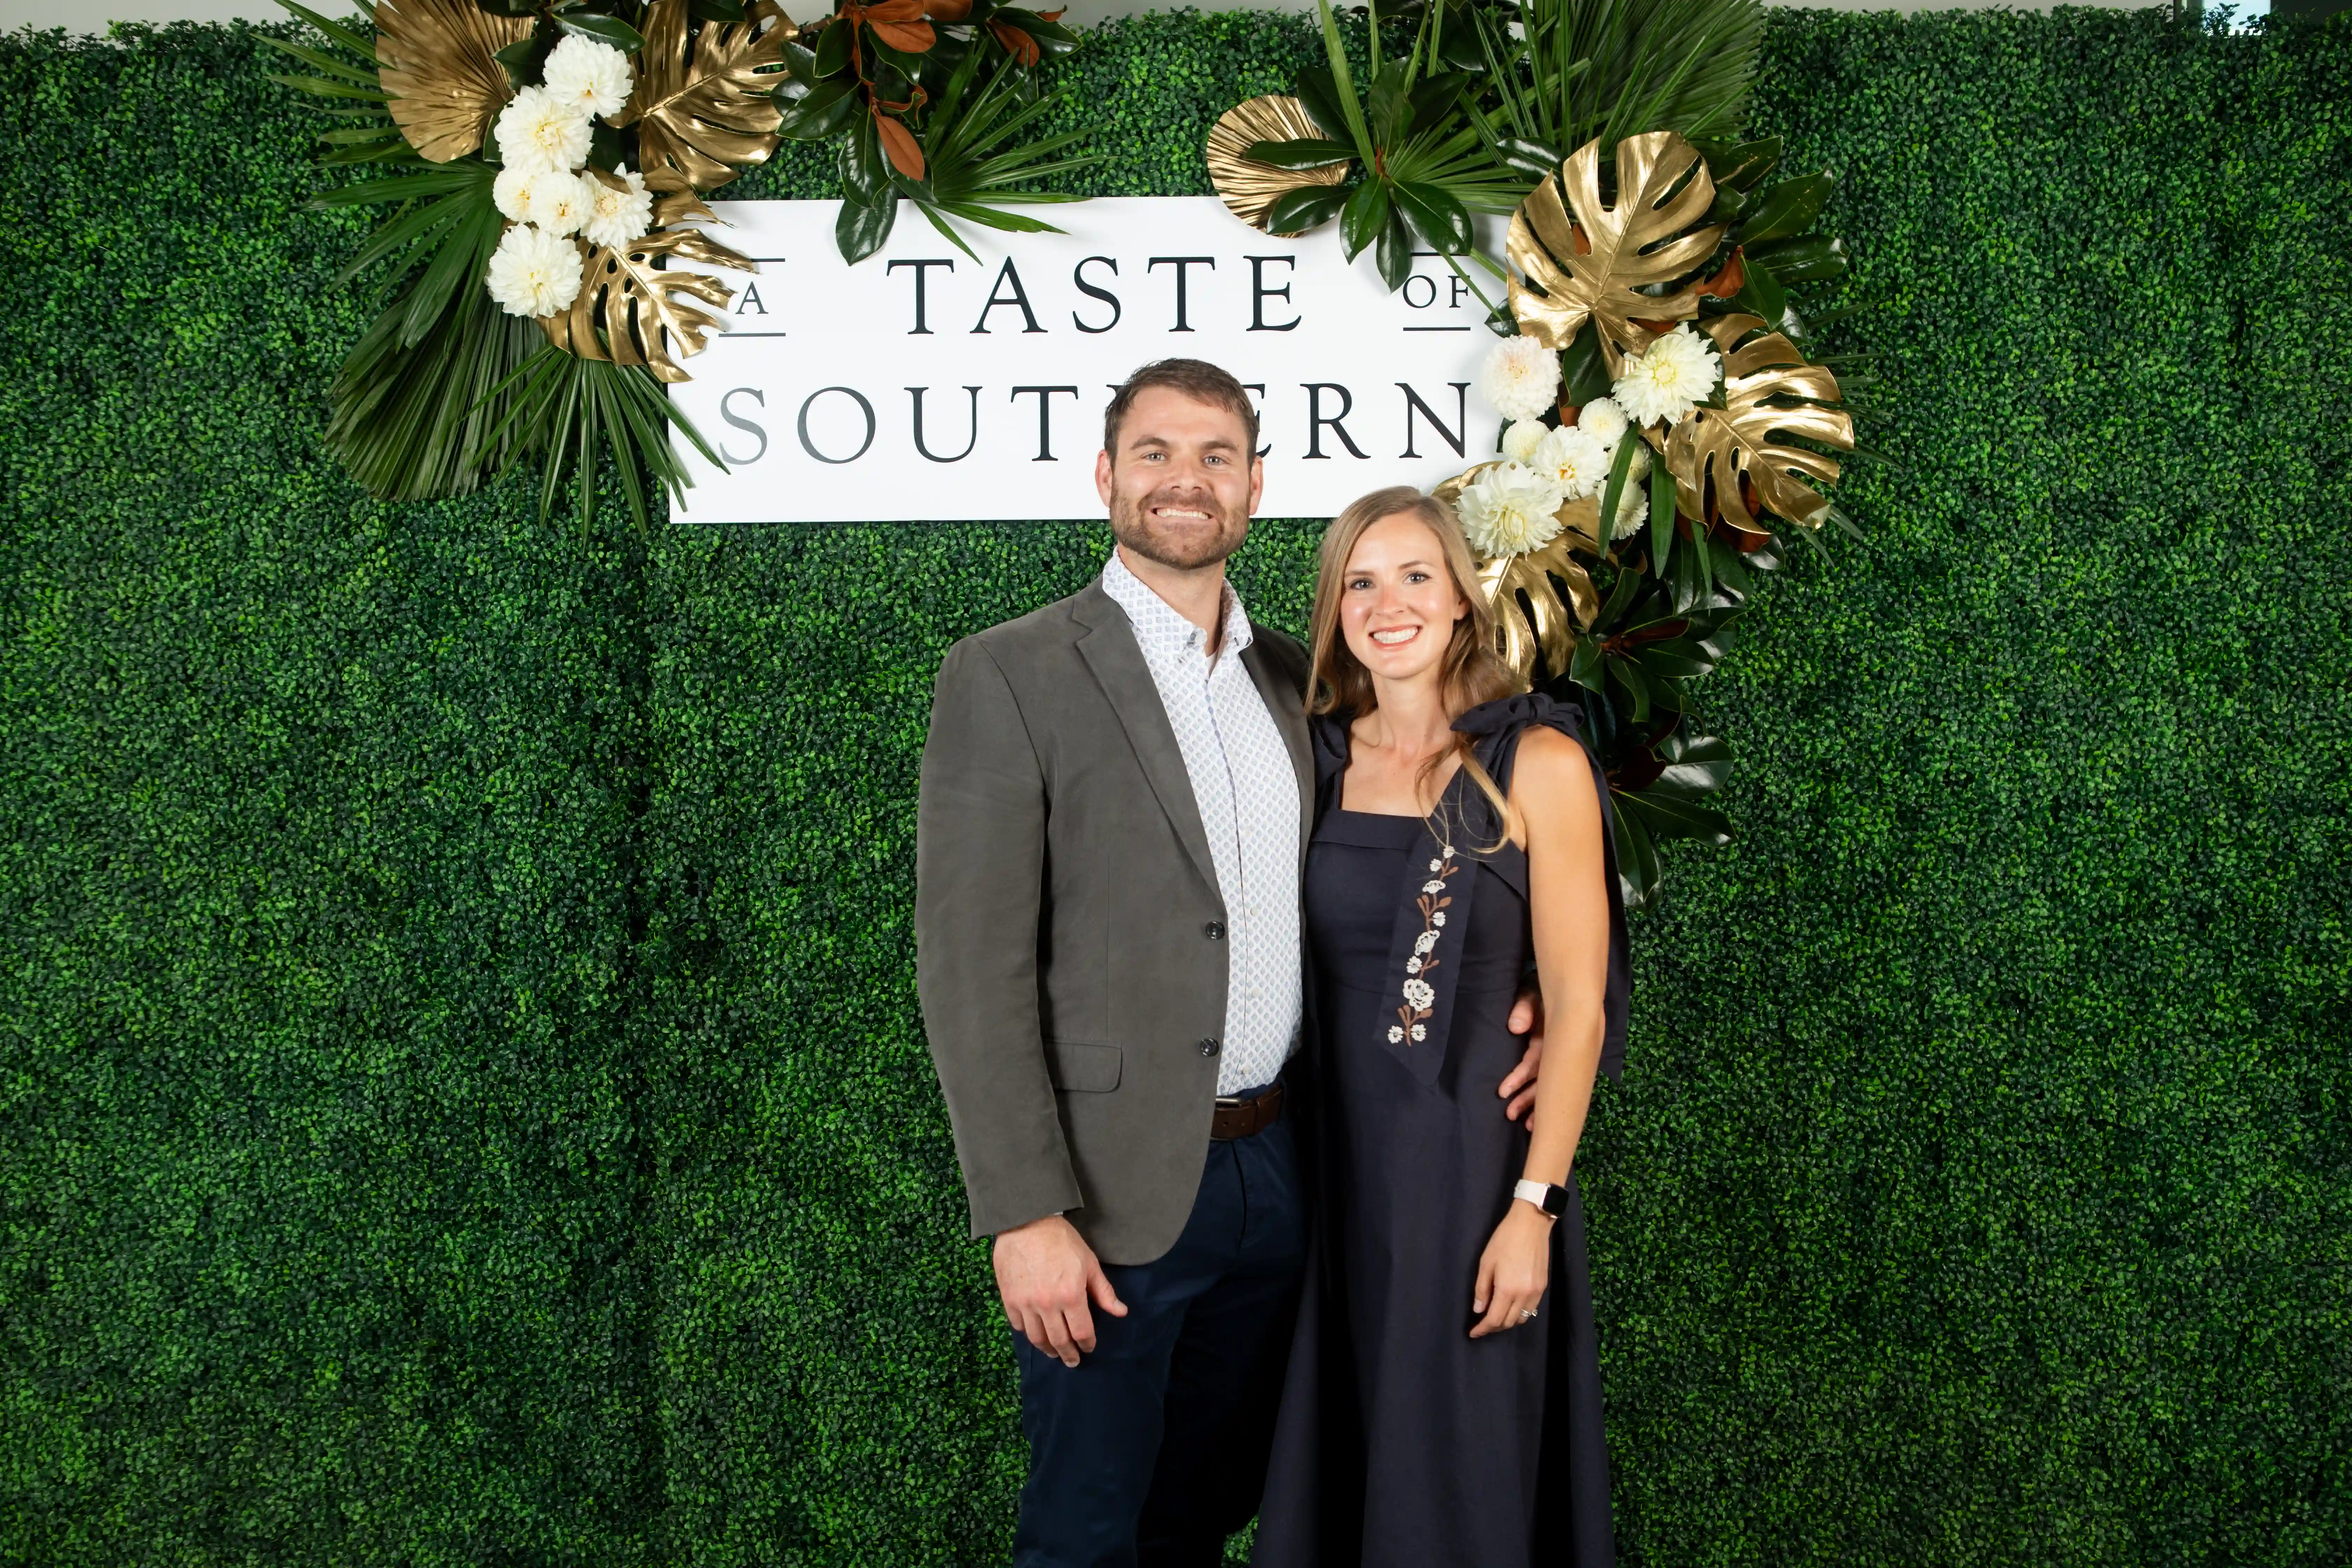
[1094,385,1264,571]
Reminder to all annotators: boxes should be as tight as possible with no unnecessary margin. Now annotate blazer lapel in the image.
[1242,632,1315,863]
[1070,582,1221,897]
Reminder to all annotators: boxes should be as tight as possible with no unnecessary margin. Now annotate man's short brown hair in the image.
[1102,358,1260,458]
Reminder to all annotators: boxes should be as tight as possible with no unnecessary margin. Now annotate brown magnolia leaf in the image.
[376,0,532,163]
[616,0,789,196]
[540,225,758,383]
[1205,96,1349,233]
[1665,313,1854,532]
[875,114,926,180]
[1507,130,1726,379]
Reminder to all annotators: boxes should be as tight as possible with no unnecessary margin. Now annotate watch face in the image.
[1541,1185,1567,1217]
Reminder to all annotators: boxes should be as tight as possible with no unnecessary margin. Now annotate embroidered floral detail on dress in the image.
[1394,842,1459,1045]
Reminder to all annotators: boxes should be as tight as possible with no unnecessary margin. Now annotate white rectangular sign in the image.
[667,197,1506,523]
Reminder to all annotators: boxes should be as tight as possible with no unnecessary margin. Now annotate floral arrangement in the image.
[1206,0,1872,906]
[267,0,1087,531]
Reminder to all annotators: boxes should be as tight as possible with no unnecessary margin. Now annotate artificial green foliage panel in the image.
[0,24,662,1565]
[4,10,2349,1568]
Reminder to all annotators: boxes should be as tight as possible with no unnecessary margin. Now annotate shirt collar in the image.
[1101,548,1255,661]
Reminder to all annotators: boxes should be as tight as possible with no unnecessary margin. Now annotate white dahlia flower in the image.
[492,162,547,224]
[1577,395,1631,448]
[1478,335,1563,423]
[1530,425,1613,500]
[542,34,633,121]
[1499,419,1549,466]
[495,85,594,175]
[1456,462,1567,558]
[486,223,584,318]
[1609,485,1650,540]
[526,169,596,238]
[581,165,654,250]
[1613,324,1722,427]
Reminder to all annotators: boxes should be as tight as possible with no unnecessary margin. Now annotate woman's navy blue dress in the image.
[1252,693,1631,1568]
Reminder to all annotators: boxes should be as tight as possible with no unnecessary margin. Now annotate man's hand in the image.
[993,1213,1127,1367]
[1499,984,1545,1127]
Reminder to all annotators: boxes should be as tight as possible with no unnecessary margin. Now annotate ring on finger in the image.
[1518,1308,1537,1322]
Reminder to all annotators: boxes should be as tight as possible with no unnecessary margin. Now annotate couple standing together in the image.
[917,358,1631,1567]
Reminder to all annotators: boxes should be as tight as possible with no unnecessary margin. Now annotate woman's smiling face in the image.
[1339,512,1470,688]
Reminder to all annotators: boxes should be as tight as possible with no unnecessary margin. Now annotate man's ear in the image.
[1246,454,1265,517]
[1094,448,1115,507]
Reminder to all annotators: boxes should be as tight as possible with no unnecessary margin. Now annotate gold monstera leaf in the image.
[541,223,758,383]
[1664,314,1853,532]
[377,0,533,162]
[1432,464,1603,682]
[1507,130,1726,379]
[1206,96,1349,234]
[617,0,789,196]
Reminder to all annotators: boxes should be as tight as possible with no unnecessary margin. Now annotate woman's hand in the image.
[1469,1202,1553,1338]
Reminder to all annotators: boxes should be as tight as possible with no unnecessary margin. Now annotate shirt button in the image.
[1205,921,1226,940]
[1198,1037,1221,1057]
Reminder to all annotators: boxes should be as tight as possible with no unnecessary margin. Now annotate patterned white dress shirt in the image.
[1101,550,1303,1095]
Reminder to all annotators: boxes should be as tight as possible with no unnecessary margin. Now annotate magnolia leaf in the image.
[1665,313,1854,532]
[540,225,757,383]
[1207,96,1350,233]
[375,0,532,162]
[617,0,789,195]
[1506,130,1725,378]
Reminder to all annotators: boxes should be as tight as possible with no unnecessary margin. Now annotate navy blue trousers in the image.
[1013,1113,1308,1568]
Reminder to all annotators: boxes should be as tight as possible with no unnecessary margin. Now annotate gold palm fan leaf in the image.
[1433,465,1604,683]
[1665,313,1854,532]
[1507,130,1726,379]
[1206,96,1349,234]
[376,0,534,162]
[617,0,790,196]
[541,223,758,382]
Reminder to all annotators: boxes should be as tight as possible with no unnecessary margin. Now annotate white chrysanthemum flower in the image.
[581,165,654,250]
[1402,978,1436,1012]
[542,34,632,121]
[1531,425,1613,500]
[1410,1023,1426,1042]
[1499,419,1549,466]
[1610,485,1650,540]
[485,223,583,318]
[495,85,594,175]
[1455,461,1568,558]
[1478,335,1563,423]
[1577,395,1631,448]
[527,170,596,238]
[1613,324,1722,427]
[492,163,549,224]
[1388,1025,1405,1043]
[1406,956,1422,975]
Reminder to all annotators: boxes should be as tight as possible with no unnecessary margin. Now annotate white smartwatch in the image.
[1514,1178,1568,1219]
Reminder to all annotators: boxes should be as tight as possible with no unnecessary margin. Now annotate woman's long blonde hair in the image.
[1307,486,1524,844]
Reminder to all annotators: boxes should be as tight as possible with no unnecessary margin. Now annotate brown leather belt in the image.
[1210,1082,1285,1141]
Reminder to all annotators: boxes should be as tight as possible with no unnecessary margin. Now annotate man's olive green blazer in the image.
[915,577,1313,1266]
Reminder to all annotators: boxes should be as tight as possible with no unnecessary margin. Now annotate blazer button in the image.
[1204,921,1226,940]
[1198,1037,1221,1057]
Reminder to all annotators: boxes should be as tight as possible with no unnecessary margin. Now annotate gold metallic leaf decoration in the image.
[1206,96,1350,234]
[1665,313,1853,531]
[1432,463,1604,682]
[376,0,533,163]
[1507,130,1725,378]
[617,0,790,196]
[540,224,758,383]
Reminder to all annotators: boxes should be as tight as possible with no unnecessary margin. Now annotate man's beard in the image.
[1109,488,1249,571]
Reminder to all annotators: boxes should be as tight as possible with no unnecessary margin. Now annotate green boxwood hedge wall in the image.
[2,8,2346,1566]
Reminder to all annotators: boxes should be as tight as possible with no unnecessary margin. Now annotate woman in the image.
[1254,486,1630,1567]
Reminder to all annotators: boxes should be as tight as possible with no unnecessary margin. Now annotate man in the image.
[916,359,1539,1567]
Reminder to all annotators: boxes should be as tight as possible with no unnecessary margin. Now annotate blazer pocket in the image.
[1044,1040,1122,1094]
